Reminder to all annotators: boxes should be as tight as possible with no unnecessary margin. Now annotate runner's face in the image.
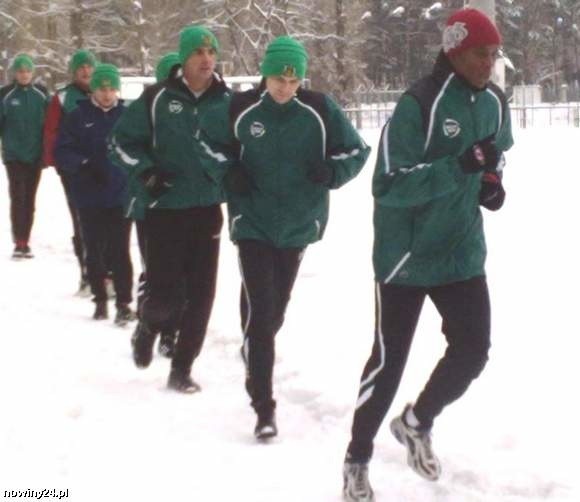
[183,47,216,91]
[74,64,94,89]
[15,69,33,86]
[266,76,301,104]
[93,87,118,108]
[451,45,499,89]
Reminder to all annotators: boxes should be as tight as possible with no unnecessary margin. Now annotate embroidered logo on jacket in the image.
[250,121,266,138]
[443,118,461,138]
[168,100,183,114]
[442,22,469,53]
[10,98,20,106]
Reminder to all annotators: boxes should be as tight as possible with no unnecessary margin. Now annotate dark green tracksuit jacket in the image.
[199,85,370,248]
[0,81,49,165]
[373,52,513,286]
[108,72,231,217]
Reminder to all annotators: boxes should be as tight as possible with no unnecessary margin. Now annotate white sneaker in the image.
[390,404,441,481]
[343,461,375,502]
[75,279,92,298]
[105,277,116,299]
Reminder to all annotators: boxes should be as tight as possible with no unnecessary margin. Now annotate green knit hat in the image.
[260,36,308,79]
[178,26,219,65]
[156,52,180,82]
[11,54,34,72]
[90,63,120,91]
[69,49,97,73]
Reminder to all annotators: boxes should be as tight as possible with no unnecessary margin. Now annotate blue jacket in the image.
[55,98,127,209]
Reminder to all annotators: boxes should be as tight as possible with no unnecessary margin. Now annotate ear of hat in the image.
[260,36,309,79]
[443,8,501,57]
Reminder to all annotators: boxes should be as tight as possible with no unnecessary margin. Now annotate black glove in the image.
[81,158,108,187]
[459,135,500,174]
[479,171,505,211]
[224,163,254,196]
[307,163,334,186]
[141,167,174,199]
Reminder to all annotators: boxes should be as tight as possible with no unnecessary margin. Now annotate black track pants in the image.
[4,162,41,244]
[347,276,491,462]
[59,174,86,281]
[78,206,133,305]
[237,239,304,414]
[141,206,223,374]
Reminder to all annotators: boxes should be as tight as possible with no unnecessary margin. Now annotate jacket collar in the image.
[13,81,33,90]
[79,96,123,113]
[166,69,228,101]
[70,82,91,96]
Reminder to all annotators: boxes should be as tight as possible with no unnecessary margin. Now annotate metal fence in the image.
[343,101,580,129]
[510,103,580,128]
[343,103,395,130]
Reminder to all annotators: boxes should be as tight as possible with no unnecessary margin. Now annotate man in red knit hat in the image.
[342,8,512,501]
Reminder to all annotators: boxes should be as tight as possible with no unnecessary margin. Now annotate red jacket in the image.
[42,83,90,167]
[42,95,63,167]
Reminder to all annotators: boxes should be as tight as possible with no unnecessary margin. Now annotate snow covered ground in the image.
[1,128,579,501]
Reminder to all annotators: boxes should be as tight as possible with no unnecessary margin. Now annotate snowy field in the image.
[1,128,579,502]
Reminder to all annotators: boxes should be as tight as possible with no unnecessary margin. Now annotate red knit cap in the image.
[442,8,501,57]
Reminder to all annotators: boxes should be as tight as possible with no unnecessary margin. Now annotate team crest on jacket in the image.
[10,98,20,106]
[442,22,469,53]
[443,118,461,138]
[250,121,266,138]
[168,100,183,114]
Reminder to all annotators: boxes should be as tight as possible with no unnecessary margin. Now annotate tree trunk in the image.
[70,0,84,49]
[335,0,347,97]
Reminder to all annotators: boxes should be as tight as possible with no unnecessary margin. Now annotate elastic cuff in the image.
[345,441,373,464]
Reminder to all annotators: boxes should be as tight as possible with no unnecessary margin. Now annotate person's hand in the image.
[91,166,109,186]
[459,135,499,174]
[307,163,334,186]
[479,171,505,211]
[141,167,174,199]
[224,163,254,196]
[81,158,108,186]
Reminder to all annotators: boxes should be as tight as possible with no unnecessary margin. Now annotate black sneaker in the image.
[390,404,441,481]
[342,461,375,502]
[22,245,34,258]
[158,330,176,358]
[254,409,277,440]
[167,370,201,393]
[93,301,108,320]
[131,322,157,368]
[114,304,136,327]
